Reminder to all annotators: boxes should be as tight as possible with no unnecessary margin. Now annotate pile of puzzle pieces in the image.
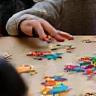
[64,56,96,79]
[26,51,63,60]
[41,75,71,96]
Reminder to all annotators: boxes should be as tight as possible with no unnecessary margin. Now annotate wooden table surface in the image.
[0,36,96,96]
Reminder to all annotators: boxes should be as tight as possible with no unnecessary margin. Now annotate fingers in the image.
[40,19,57,36]
[21,20,48,41]
[32,20,49,41]
[40,19,74,41]
[40,19,65,42]
[57,30,74,40]
[20,20,33,36]
[20,19,73,42]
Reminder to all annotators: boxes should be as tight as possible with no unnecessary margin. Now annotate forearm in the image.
[6,0,62,36]
[6,12,42,36]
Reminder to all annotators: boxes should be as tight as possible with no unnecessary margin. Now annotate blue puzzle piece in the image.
[73,67,85,72]
[48,83,70,94]
[52,76,67,81]
[42,53,63,60]
[64,65,85,72]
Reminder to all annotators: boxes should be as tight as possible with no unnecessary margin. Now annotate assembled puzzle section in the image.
[64,56,96,80]
[26,51,63,60]
[41,75,71,96]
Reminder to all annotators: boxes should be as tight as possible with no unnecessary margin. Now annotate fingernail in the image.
[69,37,74,40]
[58,39,65,42]
[42,38,49,42]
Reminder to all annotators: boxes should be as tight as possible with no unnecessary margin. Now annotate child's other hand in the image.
[20,19,74,42]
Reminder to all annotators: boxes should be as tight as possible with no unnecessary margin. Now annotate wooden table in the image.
[0,36,96,96]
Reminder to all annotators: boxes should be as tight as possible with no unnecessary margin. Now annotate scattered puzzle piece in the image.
[64,65,84,72]
[16,65,37,75]
[82,39,96,43]
[26,51,51,56]
[2,52,12,59]
[50,44,76,53]
[41,80,56,86]
[41,86,52,95]
[51,75,67,82]
[65,45,76,53]
[44,75,67,82]
[84,92,96,96]
[82,39,92,43]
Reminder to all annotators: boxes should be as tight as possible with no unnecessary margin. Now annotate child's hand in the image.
[20,19,73,42]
